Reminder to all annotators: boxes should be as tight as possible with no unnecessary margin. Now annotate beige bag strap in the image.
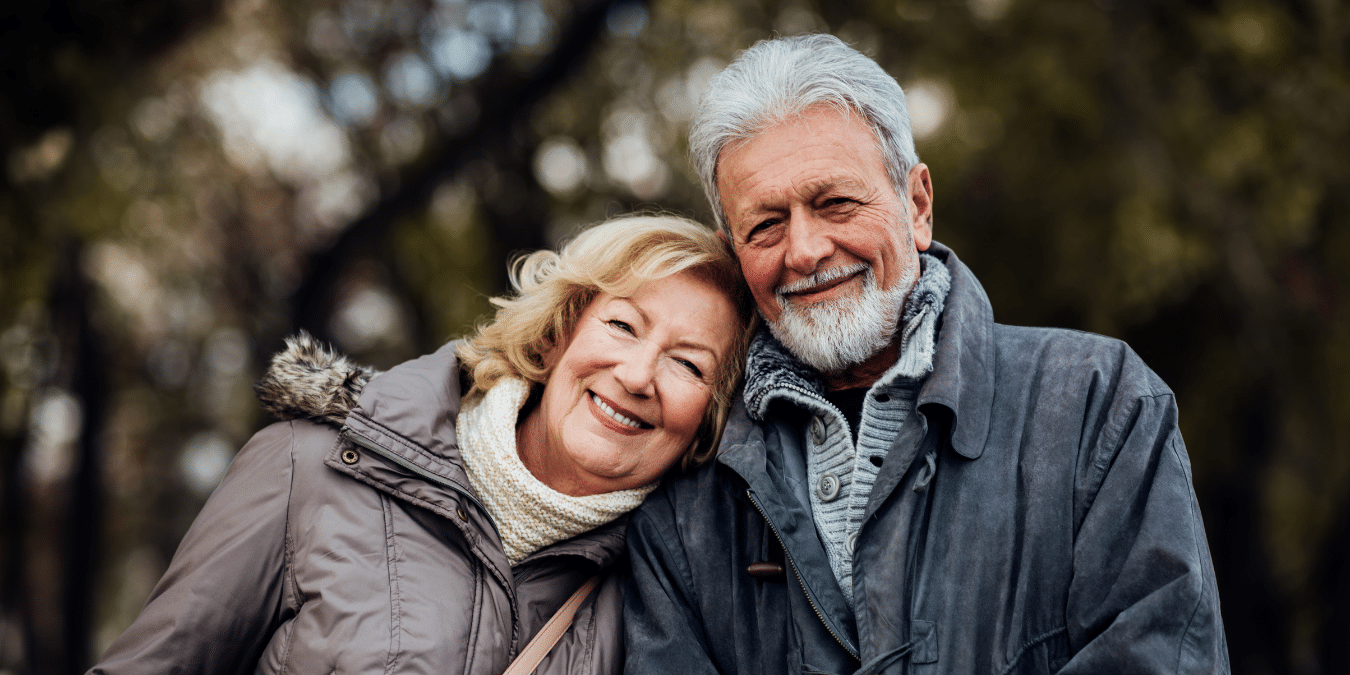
[502,573,603,675]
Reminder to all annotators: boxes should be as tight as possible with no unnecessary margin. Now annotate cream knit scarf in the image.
[456,377,656,565]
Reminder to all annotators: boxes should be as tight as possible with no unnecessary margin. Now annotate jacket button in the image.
[845,532,859,556]
[456,507,468,521]
[340,448,360,465]
[817,473,841,502]
[809,416,826,446]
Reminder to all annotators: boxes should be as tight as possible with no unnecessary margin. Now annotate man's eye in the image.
[744,219,778,242]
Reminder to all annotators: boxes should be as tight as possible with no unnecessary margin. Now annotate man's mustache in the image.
[775,262,870,301]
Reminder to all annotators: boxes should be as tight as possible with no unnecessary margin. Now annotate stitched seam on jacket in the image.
[1078,392,1143,536]
[1176,584,1207,674]
[464,561,483,674]
[1080,346,1136,513]
[382,494,402,674]
[996,626,1068,675]
[351,412,477,496]
[580,585,599,671]
[1166,427,1207,675]
[279,421,302,674]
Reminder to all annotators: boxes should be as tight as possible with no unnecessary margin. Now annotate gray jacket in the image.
[624,242,1229,674]
[92,339,626,675]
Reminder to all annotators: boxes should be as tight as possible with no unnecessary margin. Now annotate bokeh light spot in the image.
[905,80,954,140]
[534,136,588,195]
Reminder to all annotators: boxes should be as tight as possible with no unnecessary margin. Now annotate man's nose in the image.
[782,214,834,276]
[612,344,658,397]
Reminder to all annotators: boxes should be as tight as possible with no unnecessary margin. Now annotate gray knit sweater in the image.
[742,253,951,607]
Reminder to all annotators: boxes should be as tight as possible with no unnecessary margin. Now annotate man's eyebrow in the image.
[738,177,866,217]
[797,176,865,197]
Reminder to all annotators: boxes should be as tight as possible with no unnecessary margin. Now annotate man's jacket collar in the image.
[917,242,995,459]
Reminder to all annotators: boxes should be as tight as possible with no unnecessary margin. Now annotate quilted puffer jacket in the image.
[91,337,628,675]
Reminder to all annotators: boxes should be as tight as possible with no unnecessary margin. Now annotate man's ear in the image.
[907,163,934,251]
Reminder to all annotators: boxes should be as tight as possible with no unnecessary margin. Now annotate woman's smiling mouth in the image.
[590,392,653,430]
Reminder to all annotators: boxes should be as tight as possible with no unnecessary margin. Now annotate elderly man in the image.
[623,34,1229,674]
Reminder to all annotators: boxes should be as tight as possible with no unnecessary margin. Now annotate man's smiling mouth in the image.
[590,392,652,429]
[777,262,869,301]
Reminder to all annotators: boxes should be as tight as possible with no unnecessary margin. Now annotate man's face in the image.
[716,104,933,374]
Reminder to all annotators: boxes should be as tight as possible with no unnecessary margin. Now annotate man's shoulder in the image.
[648,455,738,503]
[989,323,1171,399]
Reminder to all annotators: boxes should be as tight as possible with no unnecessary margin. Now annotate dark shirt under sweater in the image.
[822,387,867,447]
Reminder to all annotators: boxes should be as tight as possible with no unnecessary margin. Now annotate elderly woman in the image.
[91,215,755,674]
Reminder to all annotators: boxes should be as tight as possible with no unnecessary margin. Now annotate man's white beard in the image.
[767,262,916,374]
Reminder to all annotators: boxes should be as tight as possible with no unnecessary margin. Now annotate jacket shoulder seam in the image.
[1084,390,1174,513]
[1169,431,1209,674]
[279,420,302,672]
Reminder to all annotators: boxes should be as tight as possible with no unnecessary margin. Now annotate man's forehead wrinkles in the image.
[795,176,864,198]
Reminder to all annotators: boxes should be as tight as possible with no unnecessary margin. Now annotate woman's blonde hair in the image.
[457,214,756,467]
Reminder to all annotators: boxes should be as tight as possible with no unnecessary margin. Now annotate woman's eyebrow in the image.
[613,296,650,325]
[618,296,722,360]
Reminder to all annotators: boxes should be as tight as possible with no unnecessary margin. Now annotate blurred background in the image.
[0,0,1347,672]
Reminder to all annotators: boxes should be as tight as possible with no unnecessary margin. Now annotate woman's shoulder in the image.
[254,334,470,429]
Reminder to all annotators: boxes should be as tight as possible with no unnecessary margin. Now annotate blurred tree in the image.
[1,0,1347,673]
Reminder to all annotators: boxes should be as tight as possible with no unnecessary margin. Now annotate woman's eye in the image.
[608,319,635,334]
[676,358,704,378]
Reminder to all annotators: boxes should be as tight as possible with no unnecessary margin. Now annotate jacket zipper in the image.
[339,428,500,540]
[341,426,527,661]
[746,489,860,661]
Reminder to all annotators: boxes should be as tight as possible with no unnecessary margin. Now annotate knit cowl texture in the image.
[456,377,655,564]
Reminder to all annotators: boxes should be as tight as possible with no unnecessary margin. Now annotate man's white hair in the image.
[689,34,920,236]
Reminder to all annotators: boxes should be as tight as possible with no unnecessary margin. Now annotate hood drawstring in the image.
[912,450,938,493]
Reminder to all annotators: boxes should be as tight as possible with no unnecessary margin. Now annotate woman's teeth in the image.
[592,393,644,429]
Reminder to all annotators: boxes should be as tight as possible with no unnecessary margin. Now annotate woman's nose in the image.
[612,346,658,397]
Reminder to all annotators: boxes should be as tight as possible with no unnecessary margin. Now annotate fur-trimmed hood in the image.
[253,331,381,428]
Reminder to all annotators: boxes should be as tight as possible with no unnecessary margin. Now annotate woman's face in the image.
[518,271,740,496]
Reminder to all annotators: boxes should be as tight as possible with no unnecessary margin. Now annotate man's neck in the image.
[823,339,902,391]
